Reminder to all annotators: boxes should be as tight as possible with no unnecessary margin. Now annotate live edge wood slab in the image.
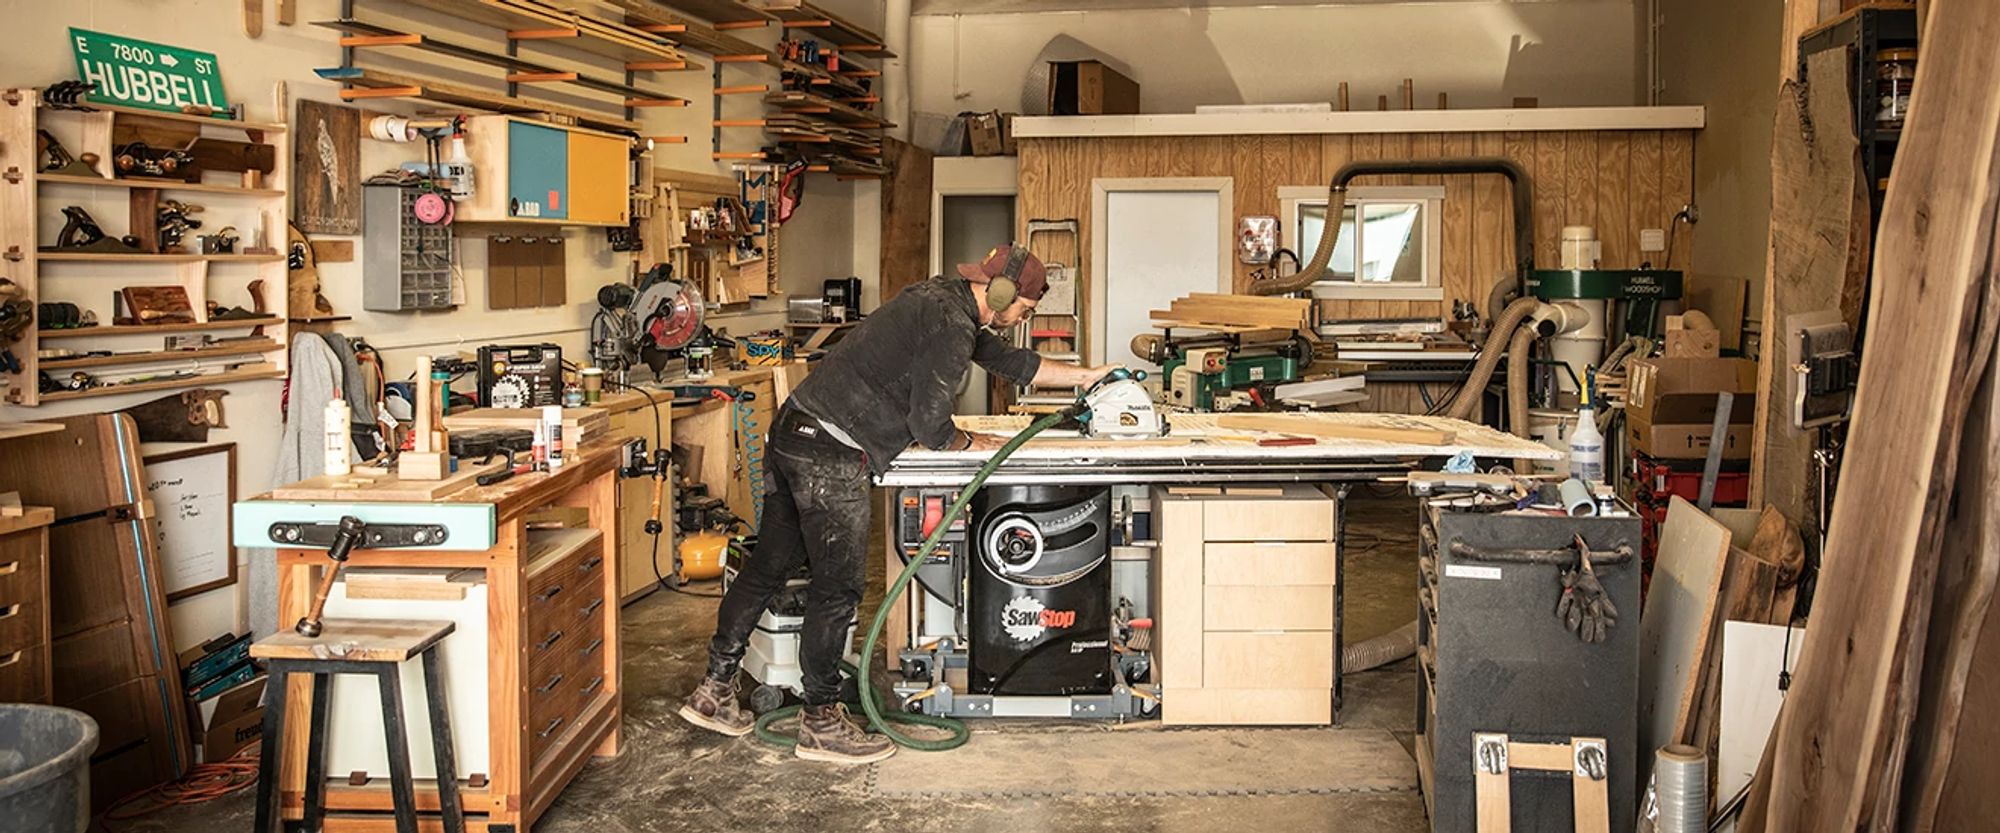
[263,441,624,832]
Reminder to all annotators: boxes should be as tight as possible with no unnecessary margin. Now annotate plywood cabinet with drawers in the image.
[0,506,54,704]
[1153,484,1339,726]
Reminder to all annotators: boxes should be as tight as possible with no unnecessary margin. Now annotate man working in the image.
[679,245,1115,763]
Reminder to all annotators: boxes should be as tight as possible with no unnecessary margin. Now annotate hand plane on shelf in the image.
[43,206,142,254]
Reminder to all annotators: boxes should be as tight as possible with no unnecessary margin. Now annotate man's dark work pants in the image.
[705,403,871,705]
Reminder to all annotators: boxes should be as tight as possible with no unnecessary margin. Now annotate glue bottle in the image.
[543,405,566,472]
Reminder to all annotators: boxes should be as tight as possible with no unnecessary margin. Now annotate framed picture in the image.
[294,99,361,234]
[143,443,238,601]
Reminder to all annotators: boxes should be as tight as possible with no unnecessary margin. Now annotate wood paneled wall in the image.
[1016,130,1697,362]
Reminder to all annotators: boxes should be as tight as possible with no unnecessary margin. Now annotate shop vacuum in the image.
[968,484,1113,696]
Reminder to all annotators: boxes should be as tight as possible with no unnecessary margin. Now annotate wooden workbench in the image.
[256,442,624,833]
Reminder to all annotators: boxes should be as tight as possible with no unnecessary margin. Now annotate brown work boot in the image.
[794,703,895,764]
[678,676,754,737]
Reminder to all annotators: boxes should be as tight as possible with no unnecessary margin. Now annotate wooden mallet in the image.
[295,515,367,638]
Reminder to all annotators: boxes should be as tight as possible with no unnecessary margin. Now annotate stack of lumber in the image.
[1150,293,1314,334]
[405,0,686,61]
[1743,0,2000,828]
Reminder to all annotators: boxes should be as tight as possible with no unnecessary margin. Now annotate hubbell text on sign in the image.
[68,28,228,113]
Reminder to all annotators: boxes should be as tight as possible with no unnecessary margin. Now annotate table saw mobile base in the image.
[884,475,1378,723]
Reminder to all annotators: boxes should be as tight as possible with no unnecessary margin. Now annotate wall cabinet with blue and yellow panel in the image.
[458,116,632,226]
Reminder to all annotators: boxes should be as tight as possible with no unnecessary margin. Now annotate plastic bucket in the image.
[0,704,100,833]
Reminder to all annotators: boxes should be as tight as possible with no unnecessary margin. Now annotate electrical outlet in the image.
[1640,228,1667,252]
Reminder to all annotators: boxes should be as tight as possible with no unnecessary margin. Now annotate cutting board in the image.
[270,459,506,502]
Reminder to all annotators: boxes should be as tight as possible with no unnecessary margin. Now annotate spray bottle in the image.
[1570,370,1606,484]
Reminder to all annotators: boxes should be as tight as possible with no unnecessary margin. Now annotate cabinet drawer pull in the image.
[580,638,603,658]
[582,675,604,696]
[537,673,565,694]
[0,561,18,577]
[578,556,603,573]
[536,630,565,651]
[533,584,564,603]
[578,598,604,617]
[538,717,564,738]
[0,605,17,621]
[0,651,18,669]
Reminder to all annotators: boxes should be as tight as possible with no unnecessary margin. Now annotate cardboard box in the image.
[202,708,265,763]
[966,111,1005,156]
[1048,60,1141,116]
[1626,357,1758,459]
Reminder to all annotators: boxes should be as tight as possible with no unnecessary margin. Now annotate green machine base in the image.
[1162,352,1303,411]
[1528,269,1684,341]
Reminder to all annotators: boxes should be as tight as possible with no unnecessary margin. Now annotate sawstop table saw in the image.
[877,411,1558,723]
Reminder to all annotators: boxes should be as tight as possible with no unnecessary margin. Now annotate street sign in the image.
[67,28,228,114]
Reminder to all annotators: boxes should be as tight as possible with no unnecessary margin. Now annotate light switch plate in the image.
[1640,228,1668,252]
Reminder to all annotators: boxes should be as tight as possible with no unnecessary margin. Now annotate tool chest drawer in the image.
[0,642,49,702]
[1198,485,1335,542]
[1204,586,1334,632]
[1202,631,1334,688]
[1203,543,1336,586]
[528,598,604,680]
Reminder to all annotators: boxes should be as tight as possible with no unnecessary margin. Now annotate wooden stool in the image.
[251,619,465,833]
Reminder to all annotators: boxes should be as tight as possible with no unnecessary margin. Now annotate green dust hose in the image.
[754,410,1072,752]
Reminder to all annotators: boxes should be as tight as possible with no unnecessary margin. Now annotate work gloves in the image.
[1557,536,1619,644]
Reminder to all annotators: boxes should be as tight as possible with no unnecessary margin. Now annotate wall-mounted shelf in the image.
[40,339,279,371]
[762,1,891,53]
[612,0,775,60]
[37,252,286,264]
[38,366,284,403]
[36,317,285,340]
[392,0,686,63]
[646,0,775,24]
[316,67,642,132]
[36,173,286,198]
[2,89,294,407]
[318,19,700,104]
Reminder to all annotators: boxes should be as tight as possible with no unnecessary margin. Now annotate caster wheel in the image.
[749,684,787,715]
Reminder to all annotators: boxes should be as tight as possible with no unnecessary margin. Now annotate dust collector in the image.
[968,485,1113,696]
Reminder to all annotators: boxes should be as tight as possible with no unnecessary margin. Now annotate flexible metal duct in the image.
[1251,158,1534,297]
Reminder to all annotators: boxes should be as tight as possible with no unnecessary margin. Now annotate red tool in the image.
[1258,436,1317,447]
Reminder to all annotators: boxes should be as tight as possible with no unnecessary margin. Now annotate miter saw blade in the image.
[645,284,706,351]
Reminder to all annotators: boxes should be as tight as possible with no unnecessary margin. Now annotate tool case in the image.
[1416,502,1641,833]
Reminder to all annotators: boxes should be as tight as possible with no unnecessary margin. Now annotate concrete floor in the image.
[126,492,1428,833]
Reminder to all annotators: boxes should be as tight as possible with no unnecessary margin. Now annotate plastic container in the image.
[0,705,99,833]
[1569,407,1606,484]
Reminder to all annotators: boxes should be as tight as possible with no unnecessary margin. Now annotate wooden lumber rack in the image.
[315,67,642,132]
[318,19,696,101]
[763,0,897,56]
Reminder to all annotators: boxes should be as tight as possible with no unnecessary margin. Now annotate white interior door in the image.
[1091,179,1234,371]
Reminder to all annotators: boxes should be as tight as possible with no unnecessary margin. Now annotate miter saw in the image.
[591,264,707,382]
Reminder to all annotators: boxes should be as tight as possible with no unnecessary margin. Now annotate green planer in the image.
[1136,332,1313,411]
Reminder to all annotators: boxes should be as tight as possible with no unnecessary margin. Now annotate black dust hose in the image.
[1252,158,1534,297]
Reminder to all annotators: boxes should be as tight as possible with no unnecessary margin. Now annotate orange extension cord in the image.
[99,748,261,829]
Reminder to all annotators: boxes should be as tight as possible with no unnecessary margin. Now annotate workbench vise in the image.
[269,515,451,637]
